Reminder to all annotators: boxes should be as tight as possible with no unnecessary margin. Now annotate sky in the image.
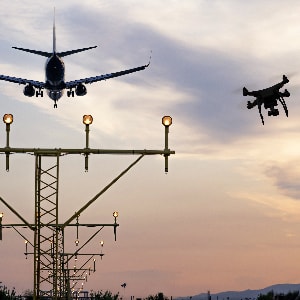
[2,0,300,298]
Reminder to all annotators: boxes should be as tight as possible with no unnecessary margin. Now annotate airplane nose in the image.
[47,90,63,101]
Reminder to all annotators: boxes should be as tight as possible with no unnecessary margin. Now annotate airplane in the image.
[243,75,290,125]
[0,14,150,108]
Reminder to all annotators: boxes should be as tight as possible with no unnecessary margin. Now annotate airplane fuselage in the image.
[45,54,65,101]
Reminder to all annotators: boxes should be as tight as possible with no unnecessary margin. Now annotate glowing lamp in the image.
[3,114,13,124]
[162,116,172,127]
[83,115,93,125]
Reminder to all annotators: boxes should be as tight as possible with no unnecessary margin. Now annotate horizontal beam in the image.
[25,253,104,257]
[0,147,175,156]
[63,253,104,256]
[2,223,119,228]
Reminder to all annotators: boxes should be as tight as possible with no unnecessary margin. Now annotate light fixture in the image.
[113,212,119,241]
[25,240,28,259]
[83,115,93,171]
[3,115,13,171]
[162,116,172,127]
[100,240,104,247]
[0,213,3,240]
[162,116,173,174]
[3,114,13,124]
[83,115,93,125]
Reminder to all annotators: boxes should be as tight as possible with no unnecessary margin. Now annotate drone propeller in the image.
[269,72,297,82]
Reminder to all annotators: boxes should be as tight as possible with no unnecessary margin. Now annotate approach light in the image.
[100,240,104,247]
[0,213,3,219]
[3,114,13,124]
[162,116,172,127]
[83,115,93,125]
[113,211,119,218]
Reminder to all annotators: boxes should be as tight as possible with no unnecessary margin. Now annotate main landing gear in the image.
[67,89,74,97]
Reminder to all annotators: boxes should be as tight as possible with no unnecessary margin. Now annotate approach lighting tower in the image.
[0,114,175,300]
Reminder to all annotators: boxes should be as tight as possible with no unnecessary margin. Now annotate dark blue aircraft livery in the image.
[0,15,150,108]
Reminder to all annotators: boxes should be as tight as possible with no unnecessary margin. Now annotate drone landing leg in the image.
[278,97,288,117]
[258,102,264,125]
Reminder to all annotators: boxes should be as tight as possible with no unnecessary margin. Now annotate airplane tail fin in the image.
[53,7,57,54]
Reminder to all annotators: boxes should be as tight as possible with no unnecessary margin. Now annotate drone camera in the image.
[268,109,279,116]
[247,101,254,109]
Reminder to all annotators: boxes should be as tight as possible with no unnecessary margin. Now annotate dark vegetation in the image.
[94,290,120,300]
[92,291,168,300]
[144,293,169,300]
[0,284,168,300]
[257,291,300,300]
[0,285,16,300]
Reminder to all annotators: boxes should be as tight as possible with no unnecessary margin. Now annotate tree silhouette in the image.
[0,285,17,300]
[144,292,169,300]
[94,290,120,300]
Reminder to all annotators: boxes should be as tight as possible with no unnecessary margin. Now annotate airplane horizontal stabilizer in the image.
[12,47,52,57]
[58,46,97,57]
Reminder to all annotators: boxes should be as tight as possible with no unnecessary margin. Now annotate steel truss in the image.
[0,117,175,300]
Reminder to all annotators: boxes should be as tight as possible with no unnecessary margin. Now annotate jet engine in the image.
[23,84,35,97]
[75,83,87,96]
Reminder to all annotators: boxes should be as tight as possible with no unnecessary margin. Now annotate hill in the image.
[177,284,300,300]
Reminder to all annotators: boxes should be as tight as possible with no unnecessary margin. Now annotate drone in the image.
[243,75,290,125]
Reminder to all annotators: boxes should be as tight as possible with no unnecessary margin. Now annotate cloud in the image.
[264,161,300,200]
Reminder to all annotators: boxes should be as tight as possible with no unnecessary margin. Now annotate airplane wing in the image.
[65,63,149,89]
[0,75,45,88]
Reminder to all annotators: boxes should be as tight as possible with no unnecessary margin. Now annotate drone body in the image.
[243,75,290,124]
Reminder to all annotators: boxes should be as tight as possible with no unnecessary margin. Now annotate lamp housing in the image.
[83,115,93,125]
[3,114,13,124]
[162,116,172,127]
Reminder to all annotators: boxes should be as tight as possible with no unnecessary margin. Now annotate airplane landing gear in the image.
[36,90,43,97]
[54,101,57,108]
[67,90,74,97]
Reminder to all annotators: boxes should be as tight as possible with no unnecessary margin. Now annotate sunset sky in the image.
[2,0,300,298]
